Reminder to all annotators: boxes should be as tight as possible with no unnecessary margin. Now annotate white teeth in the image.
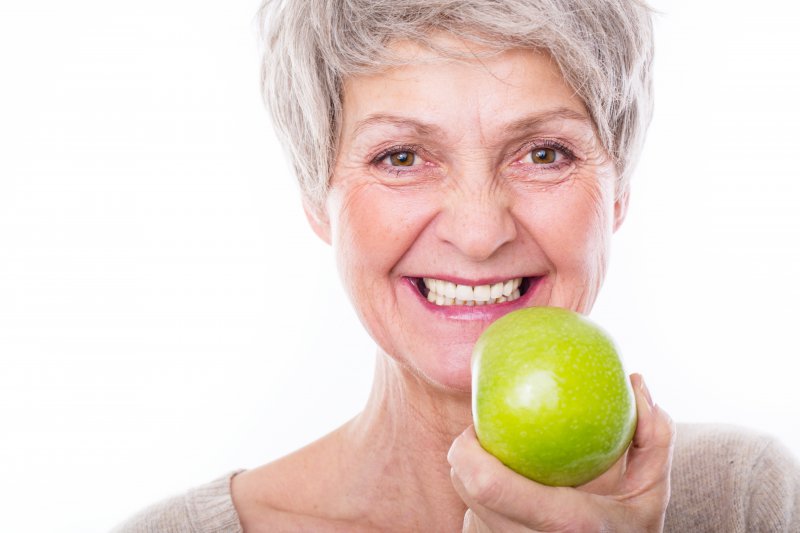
[422,277,526,307]
[455,284,474,301]
[435,279,446,295]
[473,284,491,302]
[444,281,456,299]
[503,280,514,296]
[490,282,503,299]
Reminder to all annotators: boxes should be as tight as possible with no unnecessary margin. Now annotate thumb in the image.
[622,374,676,493]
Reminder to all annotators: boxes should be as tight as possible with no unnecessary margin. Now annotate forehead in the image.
[339,36,590,141]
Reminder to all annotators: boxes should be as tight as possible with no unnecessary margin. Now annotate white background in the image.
[1,1,799,531]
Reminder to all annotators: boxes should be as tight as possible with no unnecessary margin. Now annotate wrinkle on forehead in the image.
[341,41,590,142]
[335,34,614,196]
[350,108,593,149]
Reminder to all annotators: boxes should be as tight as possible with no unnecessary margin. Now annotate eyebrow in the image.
[351,107,592,140]
[352,113,445,139]
[502,107,593,136]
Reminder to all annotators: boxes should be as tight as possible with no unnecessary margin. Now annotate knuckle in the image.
[464,467,505,508]
[654,407,677,446]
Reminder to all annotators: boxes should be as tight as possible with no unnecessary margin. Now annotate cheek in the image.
[329,183,436,285]
[526,179,615,273]
[327,183,443,362]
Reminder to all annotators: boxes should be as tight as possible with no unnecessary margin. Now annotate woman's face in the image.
[311,37,627,393]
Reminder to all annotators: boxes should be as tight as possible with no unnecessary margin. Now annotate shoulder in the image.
[671,422,788,476]
[666,423,800,532]
[111,470,245,533]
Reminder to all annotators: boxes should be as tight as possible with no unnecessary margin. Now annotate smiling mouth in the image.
[414,277,533,306]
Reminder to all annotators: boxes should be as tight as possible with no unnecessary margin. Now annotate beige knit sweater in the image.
[113,424,800,532]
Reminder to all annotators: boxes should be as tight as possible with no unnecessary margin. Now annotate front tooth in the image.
[503,280,514,296]
[444,282,456,298]
[436,294,444,305]
[424,278,433,289]
[444,297,454,305]
[455,299,464,305]
[490,282,503,299]
[455,284,474,300]
[474,284,490,302]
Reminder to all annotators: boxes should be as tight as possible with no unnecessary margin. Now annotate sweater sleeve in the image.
[666,424,800,532]
[111,470,244,533]
[745,438,800,532]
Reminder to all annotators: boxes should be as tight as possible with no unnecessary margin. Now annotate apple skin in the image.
[472,306,636,487]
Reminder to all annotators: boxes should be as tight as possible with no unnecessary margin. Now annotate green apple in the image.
[472,306,636,487]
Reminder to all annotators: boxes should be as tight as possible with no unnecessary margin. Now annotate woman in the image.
[116,0,800,531]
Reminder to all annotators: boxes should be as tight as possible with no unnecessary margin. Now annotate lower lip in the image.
[403,277,541,321]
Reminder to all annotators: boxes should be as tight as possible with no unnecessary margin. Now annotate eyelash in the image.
[515,139,576,168]
[372,144,423,163]
[371,144,429,177]
[370,139,577,176]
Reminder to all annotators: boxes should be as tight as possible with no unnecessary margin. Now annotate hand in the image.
[448,374,675,532]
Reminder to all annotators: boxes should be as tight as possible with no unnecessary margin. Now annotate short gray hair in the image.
[258,0,654,206]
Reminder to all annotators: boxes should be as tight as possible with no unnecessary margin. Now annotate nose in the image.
[435,182,517,262]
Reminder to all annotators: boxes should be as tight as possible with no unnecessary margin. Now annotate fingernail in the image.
[447,427,470,466]
[640,375,655,409]
[447,439,458,466]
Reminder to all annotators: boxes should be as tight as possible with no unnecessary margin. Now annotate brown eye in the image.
[531,148,556,164]
[389,151,415,166]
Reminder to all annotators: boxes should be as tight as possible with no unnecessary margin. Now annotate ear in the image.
[613,185,630,233]
[303,197,332,245]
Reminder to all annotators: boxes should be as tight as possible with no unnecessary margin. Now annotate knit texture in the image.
[113,468,245,533]
[113,423,800,532]
[664,424,800,532]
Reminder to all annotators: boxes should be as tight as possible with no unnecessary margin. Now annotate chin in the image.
[398,343,475,396]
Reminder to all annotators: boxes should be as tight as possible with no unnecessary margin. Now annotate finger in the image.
[622,374,676,493]
[452,472,535,533]
[462,509,490,533]
[578,446,627,495]
[448,425,594,531]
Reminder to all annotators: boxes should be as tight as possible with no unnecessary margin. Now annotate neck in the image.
[340,350,472,530]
